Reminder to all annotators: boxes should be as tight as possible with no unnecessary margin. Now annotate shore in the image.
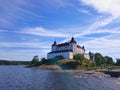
[32,65,120,78]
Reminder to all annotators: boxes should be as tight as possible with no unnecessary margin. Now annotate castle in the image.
[47,37,90,60]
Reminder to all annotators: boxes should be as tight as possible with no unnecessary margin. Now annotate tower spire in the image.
[52,41,57,46]
[70,37,76,43]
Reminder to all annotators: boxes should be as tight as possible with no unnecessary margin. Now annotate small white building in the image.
[47,37,90,60]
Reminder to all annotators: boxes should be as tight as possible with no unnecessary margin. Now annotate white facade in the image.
[47,37,90,60]
[47,52,73,59]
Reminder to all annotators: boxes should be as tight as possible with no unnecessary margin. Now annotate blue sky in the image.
[0,0,120,61]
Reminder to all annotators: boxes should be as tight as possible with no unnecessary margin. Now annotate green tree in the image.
[104,56,114,65]
[41,57,47,64]
[89,52,94,60]
[116,58,120,66]
[95,53,104,66]
[73,54,84,64]
[31,55,39,65]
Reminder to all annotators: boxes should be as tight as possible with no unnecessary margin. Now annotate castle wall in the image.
[72,44,85,54]
[84,53,90,60]
[47,52,73,59]
[74,48,84,54]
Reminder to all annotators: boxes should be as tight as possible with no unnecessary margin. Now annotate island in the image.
[27,37,120,78]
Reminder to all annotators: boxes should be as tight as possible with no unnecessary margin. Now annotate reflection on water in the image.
[0,66,119,90]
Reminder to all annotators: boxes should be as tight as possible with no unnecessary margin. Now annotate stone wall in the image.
[47,52,73,59]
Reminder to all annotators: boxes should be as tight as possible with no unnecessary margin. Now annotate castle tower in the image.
[52,41,57,51]
[70,37,77,52]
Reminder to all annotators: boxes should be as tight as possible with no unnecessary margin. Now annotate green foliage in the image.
[0,60,30,65]
[31,55,40,66]
[94,53,104,66]
[82,59,95,67]
[116,59,120,66]
[73,54,84,64]
[89,52,94,60]
[41,57,47,64]
[104,56,114,65]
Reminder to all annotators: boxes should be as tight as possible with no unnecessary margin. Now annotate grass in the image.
[112,66,120,69]
[34,58,120,70]
[55,59,96,70]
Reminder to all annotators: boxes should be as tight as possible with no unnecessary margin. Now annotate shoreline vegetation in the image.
[0,60,30,65]
[27,54,120,78]
[0,53,120,78]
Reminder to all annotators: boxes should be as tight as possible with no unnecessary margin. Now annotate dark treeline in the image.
[0,60,31,65]
[89,52,120,66]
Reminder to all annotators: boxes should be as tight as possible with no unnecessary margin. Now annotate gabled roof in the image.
[77,45,81,48]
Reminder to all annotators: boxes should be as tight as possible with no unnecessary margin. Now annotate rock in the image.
[37,65,62,70]
[74,70,111,78]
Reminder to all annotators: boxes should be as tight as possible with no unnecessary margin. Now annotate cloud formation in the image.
[18,27,70,37]
[80,0,120,17]
[0,0,120,61]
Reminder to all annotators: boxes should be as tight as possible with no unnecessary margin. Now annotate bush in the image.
[73,54,84,64]
[116,59,120,66]
[31,55,40,66]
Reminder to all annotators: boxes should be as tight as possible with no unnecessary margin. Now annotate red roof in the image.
[77,45,81,48]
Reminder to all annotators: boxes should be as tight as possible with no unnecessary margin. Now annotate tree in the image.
[94,53,104,66]
[41,57,47,64]
[89,52,94,60]
[73,54,84,64]
[116,58,120,66]
[104,56,114,65]
[31,55,39,65]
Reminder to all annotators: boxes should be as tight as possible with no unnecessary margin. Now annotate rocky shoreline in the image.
[74,70,111,78]
[30,65,120,79]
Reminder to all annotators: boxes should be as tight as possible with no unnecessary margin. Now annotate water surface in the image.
[0,66,119,90]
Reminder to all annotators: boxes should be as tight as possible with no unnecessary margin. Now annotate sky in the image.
[0,0,120,61]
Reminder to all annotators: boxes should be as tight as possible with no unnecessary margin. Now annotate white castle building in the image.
[47,37,90,60]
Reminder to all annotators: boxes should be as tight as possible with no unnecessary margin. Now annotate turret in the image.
[52,41,57,46]
[70,37,77,43]
[82,46,85,51]
[52,41,57,51]
[69,37,77,52]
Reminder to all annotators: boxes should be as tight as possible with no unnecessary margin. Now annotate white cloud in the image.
[19,27,70,37]
[78,9,91,15]
[0,42,50,49]
[0,0,72,26]
[45,0,73,8]
[82,33,120,60]
[80,0,120,18]
[0,30,8,32]
[0,41,51,60]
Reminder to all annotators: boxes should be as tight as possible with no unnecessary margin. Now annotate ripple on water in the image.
[0,66,120,90]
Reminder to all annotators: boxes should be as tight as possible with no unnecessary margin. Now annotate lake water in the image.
[0,65,120,90]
